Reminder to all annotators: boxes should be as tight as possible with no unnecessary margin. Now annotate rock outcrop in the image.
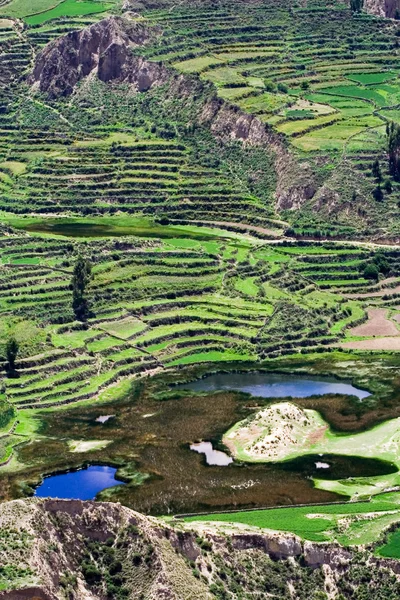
[364,0,400,17]
[31,16,165,97]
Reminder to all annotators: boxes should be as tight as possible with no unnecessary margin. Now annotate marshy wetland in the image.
[2,356,400,513]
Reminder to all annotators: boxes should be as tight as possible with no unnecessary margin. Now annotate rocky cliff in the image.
[0,498,399,599]
[364,0,400,17]
[31,17,165,97]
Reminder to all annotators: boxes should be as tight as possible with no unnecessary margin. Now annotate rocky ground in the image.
[1,498,400,599]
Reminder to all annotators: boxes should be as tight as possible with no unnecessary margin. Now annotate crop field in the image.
[0,232,390,417]
[0,0,114,21]
[183,492,400,546]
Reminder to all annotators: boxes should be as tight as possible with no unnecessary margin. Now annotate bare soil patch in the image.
[340,338,400,350]
[349,309,399,337]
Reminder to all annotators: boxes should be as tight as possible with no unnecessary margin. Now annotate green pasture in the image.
[183,493,400,545]
[25,0,111,24]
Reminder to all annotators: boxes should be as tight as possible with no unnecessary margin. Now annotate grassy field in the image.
[25,0,112,25]
[183,492,400,545]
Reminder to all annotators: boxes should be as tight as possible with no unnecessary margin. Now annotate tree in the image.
[72,256,92,321]
[372,185,383,202]
[350,0,364,12]
[387,121,400,181]
[6,337,19,372]
[384,179,393,194]
[363,263,379,281]
[371,159,382,182]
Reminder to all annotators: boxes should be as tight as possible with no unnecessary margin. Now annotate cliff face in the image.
[364,0,400,17]
[0,499,399,600]
[31,17,166,97]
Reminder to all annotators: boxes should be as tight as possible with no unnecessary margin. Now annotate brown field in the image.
[340,337,400,350]
[349,308,399,337]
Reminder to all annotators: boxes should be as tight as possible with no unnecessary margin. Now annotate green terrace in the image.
[0,225,398,413]
[139,0,400,153]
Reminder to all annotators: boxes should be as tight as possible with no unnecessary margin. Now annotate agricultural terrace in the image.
[141,0,399,154]
[0,224,400,467]
[1,0,400,239]
[134,0,400,235]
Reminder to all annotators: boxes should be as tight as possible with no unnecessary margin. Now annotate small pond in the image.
[190,441,233,466]
[95,415,115,423]
[34,465,125,500]
[179,372,369,400]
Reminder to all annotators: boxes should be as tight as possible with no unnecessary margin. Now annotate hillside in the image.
[1,497,400,599]
[2,0,400,598]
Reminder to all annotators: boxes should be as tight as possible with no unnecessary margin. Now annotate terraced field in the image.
[0,227,398,421]
[2,0,400,540]
[140,1,397,152]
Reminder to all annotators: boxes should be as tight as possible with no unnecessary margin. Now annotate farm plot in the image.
[183,493,400,545]
[349,308,399,337]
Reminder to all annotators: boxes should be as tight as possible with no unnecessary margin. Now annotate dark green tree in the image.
[5,337,19,372]
[387,121,400,181]
[363,263,379,281]
[371,159,382,182]
[384,179,393,194]
[72,256,92,321]
[350,0,364,12]
[372,185,383,202]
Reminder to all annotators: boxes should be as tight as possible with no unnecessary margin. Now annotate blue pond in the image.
[34,465,124,500]
[179,372,369,400]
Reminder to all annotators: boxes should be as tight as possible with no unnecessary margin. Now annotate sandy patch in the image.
[224,402,325,461]
[68,440,111,453]
[0,19,14,28]
[349,308,399,337]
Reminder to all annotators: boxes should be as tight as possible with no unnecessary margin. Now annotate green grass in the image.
[0,0,61,18]
[183,495,400,543]
[376,528,400,558]
[347,72,399,85]
[167,350,256,366]
[235,276,259,296]
[25,0,111,24]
